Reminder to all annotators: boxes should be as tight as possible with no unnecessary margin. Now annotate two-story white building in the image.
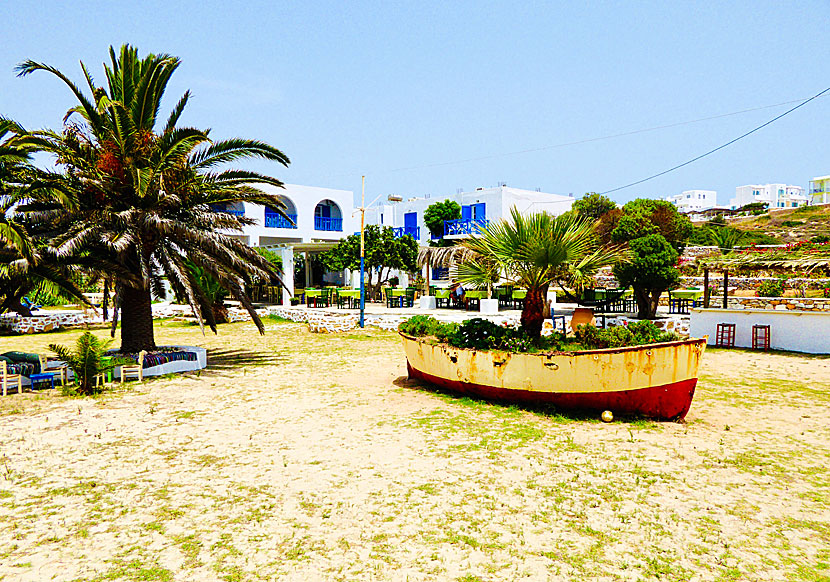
[664,190,717,213]
[729,184,809,210]
[217,183,355,247]
[213,183,355,301]
[364,185,574,244]
[809,175,830,206]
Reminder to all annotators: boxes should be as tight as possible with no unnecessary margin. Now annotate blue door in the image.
[404,212,417,229]
[461,205,472,221]
[472,202,486,220]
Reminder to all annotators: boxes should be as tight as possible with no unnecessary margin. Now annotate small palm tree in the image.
[707,226,747,254]
[50,332,126,395]
[16,45,291,352]
[456,208,629,338]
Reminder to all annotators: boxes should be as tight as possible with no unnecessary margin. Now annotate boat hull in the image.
[401,334,706,420]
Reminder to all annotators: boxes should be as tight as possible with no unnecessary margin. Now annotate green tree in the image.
[0,118,88,316]
[321,225,418,299]
[613,234,679,319]
[16,45,290,352]
[572,192,617,220]
[423,199,461,240]
[606,199,692,319]
[457,208,629,338]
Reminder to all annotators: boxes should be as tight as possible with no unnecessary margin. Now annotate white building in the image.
[665,190,717,213]
[365,185,574,243]
[729,184,809,210]
[809,175,830,205]
[221,183,355,247]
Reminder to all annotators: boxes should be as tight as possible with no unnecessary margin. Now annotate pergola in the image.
[416,245,477,293]
[697,244,830,309]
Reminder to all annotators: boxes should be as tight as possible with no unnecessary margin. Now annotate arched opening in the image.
[314,199,343,231]
[264,196,297,229]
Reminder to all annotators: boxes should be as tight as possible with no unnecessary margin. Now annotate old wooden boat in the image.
[401,334,707,420]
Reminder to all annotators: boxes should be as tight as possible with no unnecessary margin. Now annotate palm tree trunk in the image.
[520,287,545,338]
[119,285,156,353]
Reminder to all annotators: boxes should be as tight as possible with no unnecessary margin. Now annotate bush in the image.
[398,315,444,337]
[781,220,804,227]
[446,318,506,350]
[575,321,678,349]
[757,279,785,297]
[810,235,830,243]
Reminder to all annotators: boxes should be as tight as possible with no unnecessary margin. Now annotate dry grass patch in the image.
[0,320,827,580]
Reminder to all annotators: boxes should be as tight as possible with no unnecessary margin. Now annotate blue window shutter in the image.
[404,212,417,228]
[461,205,472,221]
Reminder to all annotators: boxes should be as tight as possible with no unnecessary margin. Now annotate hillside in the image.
[700,204,830,244]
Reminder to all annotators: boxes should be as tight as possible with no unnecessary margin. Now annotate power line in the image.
[356,92,828,178]
[599,87,830,195]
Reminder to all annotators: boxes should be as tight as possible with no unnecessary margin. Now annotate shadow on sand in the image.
[393,375,666,424]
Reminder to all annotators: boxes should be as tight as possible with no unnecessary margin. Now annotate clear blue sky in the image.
[2,1,828,207]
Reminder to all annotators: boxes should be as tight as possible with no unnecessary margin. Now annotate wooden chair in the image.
[120,351,146,383]
[0,361,23,396]
[38,354,67,387]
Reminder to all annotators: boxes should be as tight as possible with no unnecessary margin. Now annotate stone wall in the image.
[0,312,100,334]
[720,297,830,312]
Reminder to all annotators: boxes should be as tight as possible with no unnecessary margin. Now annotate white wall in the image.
[689,308,830,354]
[364,186,573,242]
[729,184,807,210]
[238,183,355,246]
[666,190,717,212]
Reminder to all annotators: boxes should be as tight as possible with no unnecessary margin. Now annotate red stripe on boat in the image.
[407,362,696,421]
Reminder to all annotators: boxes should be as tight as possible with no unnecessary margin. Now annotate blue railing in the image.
[264,213,297,228]
[211,204,245,217]
[432,267,449,280]
[444,218,489,236]
[811,189,826,194]
[393,226,420,239]
[315,216,343,231]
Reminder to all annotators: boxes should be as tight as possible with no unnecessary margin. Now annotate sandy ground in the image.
[0,320,828,581]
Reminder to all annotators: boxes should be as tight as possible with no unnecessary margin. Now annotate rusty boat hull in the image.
[401,334,707,420]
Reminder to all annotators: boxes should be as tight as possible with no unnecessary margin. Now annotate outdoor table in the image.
[338,289,361,308]
[28,372,54,391]
[434,289,452,308]
[512,289,527,309]
[669,289,704,314]
[305,289,324,307]
[464,290,487,310]
[670,289,704,300]
[389,288,408,308]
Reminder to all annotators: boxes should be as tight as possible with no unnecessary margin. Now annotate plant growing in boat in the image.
[399,316,678,353]
[453,209,630,338]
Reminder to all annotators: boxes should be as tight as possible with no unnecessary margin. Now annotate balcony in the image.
[264,213,297,228]
[444,218,489,236]
[392,226,420,239]
[211,204,245,217]
[314,216,343,232]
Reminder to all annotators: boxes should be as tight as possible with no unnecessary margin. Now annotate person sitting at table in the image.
[450,282,466,309]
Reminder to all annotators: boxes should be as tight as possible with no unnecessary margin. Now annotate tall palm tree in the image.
[15,45,291,352]
[0,118,88,316]
[456,208,629,338]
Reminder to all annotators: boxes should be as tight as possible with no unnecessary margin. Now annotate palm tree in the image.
[0,118,88,316]
[15,45,291,352]
[707,226,747,254]
[456,208,629,338]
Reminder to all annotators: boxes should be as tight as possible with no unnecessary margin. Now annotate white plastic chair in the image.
[120,351,146,383]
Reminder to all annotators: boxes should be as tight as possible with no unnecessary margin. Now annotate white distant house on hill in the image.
[664,190,717,213]
[729,184,809,210]
[218,183,355,247]
[364,185,574,243]
[809,175,830,205]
